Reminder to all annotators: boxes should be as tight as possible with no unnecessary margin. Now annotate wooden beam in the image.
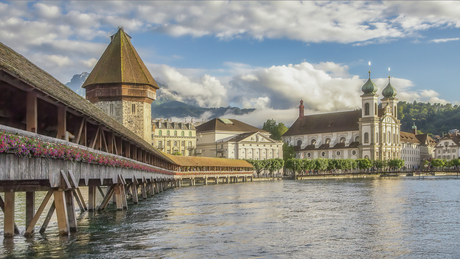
[26,92,38,133]
[125,142,130,158]
[57,105,66,140]
[90,126,100,149]
[0,194,19,234]
[54,190,69,236]
[107,132,114,154]
[97,186,105,198]
[114,135,120,155]
[74,118,85,144]
[39,201,55,234]
[88,186,97,211]
[98,185,115,211]
[65,190,77,233]
[25,190,53,236]
[101,130,108,152]
[114,185,123,211]
[25,191,35,234]
[3,191,15,237]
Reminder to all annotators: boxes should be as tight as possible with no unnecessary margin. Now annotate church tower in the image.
[379,70,401,160]
[299,99,305,118]
[358,65,379,160]
[82,27,159,142]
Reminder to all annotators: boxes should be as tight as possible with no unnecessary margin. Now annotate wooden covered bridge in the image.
[0,39,254,238]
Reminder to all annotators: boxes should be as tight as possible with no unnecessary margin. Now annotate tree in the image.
[388,159,404,169]
[315,158,328,172]
[266,158,284,177]
[262,119,289,140]
[431,159,445,168]
[283,143,296,161]
[373,160,387,170]
[172,151,182,156]
[357,159,372,170]
[246,159,267,177]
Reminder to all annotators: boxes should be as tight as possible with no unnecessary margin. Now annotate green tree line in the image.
[398,101,460,135]
[246,158,285,177]
[284,158,405,174]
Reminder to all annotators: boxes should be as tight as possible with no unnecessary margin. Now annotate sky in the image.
[0,1,459,126]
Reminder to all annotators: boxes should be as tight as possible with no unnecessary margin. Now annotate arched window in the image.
[352,150,357,156]
[307,153,311,158]
[336,151,341,156]
[297,140,302,147]
[159,130,162,136]
[355,136,359,142]
[189,131,192,137]
[325,138,331,144]
[340,137,346,143]
[365,103,370,115]
[311,139,316,145]
[174,131,177,136]
[167,130,170,136]
[388,132,391,143]
[394,106,396,116]
[321,152,326,157]
[181,131,184,137]
[375,103,378,115]
[364,132,369,143]
[364,155,369,159]
[375,133,378,143]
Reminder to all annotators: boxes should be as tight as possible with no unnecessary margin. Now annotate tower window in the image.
[132,103,136,115]
[110,103,114,116]
[365,103,370,115]
[375,103,377,115]
[364,132,369,143]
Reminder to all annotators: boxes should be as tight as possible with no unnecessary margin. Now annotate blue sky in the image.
[0,1,459,125]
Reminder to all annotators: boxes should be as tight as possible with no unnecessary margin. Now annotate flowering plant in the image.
[0,131,173,175]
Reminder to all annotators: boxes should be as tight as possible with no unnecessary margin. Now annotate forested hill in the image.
[398,101,460,135]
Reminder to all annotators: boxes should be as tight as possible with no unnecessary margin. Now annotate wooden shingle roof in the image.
[82,28,159,89]
[165,154,253,168]
[400,131,420,144]
[0,41,173,164]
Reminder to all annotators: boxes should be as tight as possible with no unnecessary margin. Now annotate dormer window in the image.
[325,138,331,144]
[132,103,136,115]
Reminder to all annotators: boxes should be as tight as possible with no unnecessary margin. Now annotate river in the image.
[2,177,460,258]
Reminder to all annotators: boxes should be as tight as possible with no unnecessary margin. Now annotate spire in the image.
[382,67,397,99]
[82,27,159,89]
[361,61,378,95]
[299,99,304,118]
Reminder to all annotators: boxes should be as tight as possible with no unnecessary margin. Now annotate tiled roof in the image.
[165,154,254,168]
[415,133,436,146]
[400,131,420,144]
[82,28,159,89]
[283,110,361,136]
[196,118,268,134]
[0,41,173,164]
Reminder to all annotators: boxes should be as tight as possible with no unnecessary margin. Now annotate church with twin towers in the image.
[282,68,402,161]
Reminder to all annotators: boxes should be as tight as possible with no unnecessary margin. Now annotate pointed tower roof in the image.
[82,27,159,89]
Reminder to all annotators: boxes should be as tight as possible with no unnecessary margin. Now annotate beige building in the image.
[196,118,283,160]
[400,127,436,168]
[152,121,196,156]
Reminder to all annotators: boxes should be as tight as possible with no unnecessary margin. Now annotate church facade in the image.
[282,71,402,161]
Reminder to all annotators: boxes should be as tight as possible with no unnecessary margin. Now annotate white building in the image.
[434,134,460,160]
[195,118,283,160]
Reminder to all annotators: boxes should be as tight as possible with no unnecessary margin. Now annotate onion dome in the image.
[382,76,397,99]
[361,71,378,95]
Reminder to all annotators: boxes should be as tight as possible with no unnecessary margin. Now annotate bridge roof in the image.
[165,154,253,168]
[0,41,174,164]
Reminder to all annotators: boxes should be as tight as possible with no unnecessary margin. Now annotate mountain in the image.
[65,72,89,96]
[151,100,255,119]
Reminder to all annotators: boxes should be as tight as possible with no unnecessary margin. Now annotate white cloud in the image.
[45,54,72,67]
[429,37,460,43]
[82,58,98,68]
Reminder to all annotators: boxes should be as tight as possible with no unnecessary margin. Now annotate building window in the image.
[376,133,378,143]
[352,150,357,156]
[174,141,178,147]
[365,103,370,115]
[167,140,171,146]
[189,131,192,137]
[364,155,369,159]
[453,149,456,153]
[364,133,369,143]
[340,137,346,143]
[158,141,162,148]
[388,132,391,144]
[375,103,378,115]
[445,142,449,147]
[181,131,184,137]
[321,152,325,157]
[132,103,136,115]
[159,130,162,136]
[182,141,185,146]
[336,151,341,156]
[174,131,177,136]
[311,139,316,145]
[307,153,311,158]
[188,141,192,147]
[167,130,170,136]
[355,136,359,142]
[151,134,153,140]
[325,138,331,144]
[297,140,302,147]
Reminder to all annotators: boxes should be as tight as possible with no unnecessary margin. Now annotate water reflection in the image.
[1,178,460,258]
